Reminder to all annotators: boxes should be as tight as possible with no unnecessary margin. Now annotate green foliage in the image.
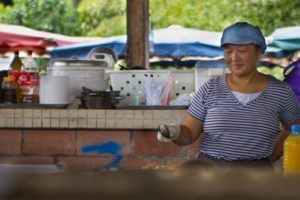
[0,0,299,37]
[78,0,126,36]
[243,0,300,35]
[150,0,300,35]
[0,0,82,36]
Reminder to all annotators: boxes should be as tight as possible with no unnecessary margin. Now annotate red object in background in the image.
[0,32,58,55]
[8,71,23,82]
[0,23,102,56]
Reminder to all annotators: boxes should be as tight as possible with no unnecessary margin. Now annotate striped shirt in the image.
[188,75,300,161]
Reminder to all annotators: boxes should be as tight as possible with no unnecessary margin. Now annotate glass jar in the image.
[2,76,18,104]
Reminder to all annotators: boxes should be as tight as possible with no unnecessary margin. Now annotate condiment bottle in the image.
[19,51,40,104]
[1,76,18,104]
[18,73,39,104]
[9,51,22,72]
[284,125,300,175]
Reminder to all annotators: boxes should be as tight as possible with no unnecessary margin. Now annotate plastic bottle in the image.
[9,51,22,72]
[19,51,40,104]
[18,74,39,104]
[23,51,39,72]
[283,125,300,175]
[1,76,18,104]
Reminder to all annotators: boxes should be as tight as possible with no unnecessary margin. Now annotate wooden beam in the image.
[126,0,149,69]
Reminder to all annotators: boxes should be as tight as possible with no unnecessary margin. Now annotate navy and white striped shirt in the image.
[188,75,300,161]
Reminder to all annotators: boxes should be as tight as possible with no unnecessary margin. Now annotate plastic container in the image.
[47,59,109,102]
[19,51,40,104]
[23,51,39,72]
[194,59,228,91]
[109,70,195,105]
[18,72,39,104]
[1,76,18,103]
[284,125,300,175]
[39,75,70,105]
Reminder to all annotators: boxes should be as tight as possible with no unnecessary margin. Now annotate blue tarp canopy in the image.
[266,25,300,57]
[49,25,224,60]
[49,24,300,60]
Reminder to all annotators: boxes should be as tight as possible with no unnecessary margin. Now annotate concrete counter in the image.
[0,108,187,129]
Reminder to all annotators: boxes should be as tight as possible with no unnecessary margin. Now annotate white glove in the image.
[157,124,181,143]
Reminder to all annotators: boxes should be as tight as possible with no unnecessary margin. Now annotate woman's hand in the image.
[157,124,181,142]
[157,113,203,146]
[272,119,300,163]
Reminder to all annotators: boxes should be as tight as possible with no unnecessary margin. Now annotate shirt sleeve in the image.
[187,81,210,121]
[280,86,300,125]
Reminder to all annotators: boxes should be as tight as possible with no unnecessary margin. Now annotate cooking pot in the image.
[47,59,110,102]
[77,88,123,108]
[80,97,123,109]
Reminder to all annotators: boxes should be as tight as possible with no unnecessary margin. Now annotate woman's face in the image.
[224,44,261,77]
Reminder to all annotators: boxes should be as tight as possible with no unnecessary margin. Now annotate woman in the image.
[157,22,300,169]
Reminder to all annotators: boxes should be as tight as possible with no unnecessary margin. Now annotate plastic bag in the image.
[144,73,175,105]
[160,74,175,105]
[169,93,194,106]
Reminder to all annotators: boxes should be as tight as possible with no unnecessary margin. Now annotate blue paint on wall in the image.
[106,155,123,170]
[81,141,121,155]
[81,141,123,170]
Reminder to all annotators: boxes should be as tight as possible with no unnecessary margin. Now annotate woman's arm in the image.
[271,123,290,163]
[173,113,203,146]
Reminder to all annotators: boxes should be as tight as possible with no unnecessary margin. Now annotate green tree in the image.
[149,0,300,36]
[238,0,300,35]
[78,0,126,36]
[0,0,299,37]
[0,0,82,36]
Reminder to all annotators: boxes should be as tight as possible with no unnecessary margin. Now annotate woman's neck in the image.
[227,72,268,93]
[230,71,260,86]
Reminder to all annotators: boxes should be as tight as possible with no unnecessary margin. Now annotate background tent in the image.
[0,32,58,55]
[50,35,126,59]
[266,25,300,57]
[151,25,223,58]
[0,24,101,56]
[49,25,224,60]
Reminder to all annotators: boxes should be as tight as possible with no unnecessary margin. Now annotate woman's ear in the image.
[255,46,263,60]
[254,45,262,53]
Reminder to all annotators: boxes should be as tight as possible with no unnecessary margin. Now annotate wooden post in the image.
[126,0,149,69]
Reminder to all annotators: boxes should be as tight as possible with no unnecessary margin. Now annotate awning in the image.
[49,25,224,59]
[0,23,101,55]
[266,25,300,57]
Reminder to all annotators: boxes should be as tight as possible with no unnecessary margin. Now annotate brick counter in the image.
[0,108,199,170]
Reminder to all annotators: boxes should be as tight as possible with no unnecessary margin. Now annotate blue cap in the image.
[221,22,266,53]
